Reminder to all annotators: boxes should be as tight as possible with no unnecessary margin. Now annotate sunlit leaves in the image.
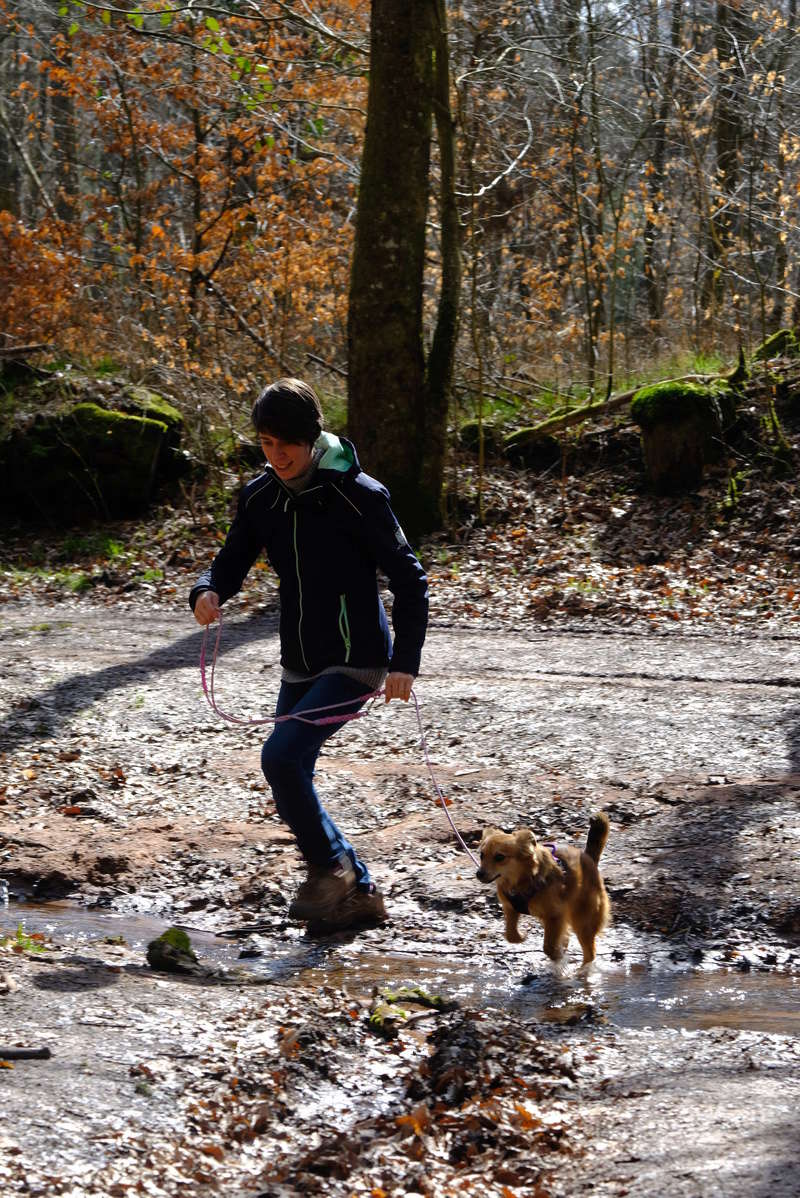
[1,1,366,372]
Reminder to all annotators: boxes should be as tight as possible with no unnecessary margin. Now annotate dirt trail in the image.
[1,598,799,1196]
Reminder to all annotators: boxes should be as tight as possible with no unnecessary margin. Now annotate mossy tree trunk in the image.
[347,0,460,537]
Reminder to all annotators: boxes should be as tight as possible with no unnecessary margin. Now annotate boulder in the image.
[0,365,186,520]
[459,419,502,455]
[146,927,201,974]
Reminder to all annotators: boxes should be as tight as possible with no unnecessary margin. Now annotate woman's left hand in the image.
[384,672,415,703]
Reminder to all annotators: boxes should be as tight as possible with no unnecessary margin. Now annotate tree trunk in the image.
[642,0,682,326]
[770,0,796,331]
[50,31,77,222]
[0,28,22,217]
[702,1,750,316]
[347,0,460,537]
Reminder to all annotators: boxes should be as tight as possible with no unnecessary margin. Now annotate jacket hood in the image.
[314,431,359,476]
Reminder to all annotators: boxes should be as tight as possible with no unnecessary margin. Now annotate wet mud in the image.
[1,599,799,1196]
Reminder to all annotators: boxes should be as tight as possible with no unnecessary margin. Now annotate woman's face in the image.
[258,433,314,480]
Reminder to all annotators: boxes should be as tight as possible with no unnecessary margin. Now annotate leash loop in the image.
[199,614,479,867]
[200,616,380,727]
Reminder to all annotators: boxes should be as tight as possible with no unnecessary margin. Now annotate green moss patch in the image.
[631,379,738,493]
[121,385,183,432]
[146,927,200,974]
[0,366,186,522]
[69,400,166,437]
[630,380,733,430]
[0,401,169,519]
[752,329,798,362]
[459,419,501,454]
[367,984,456,1039]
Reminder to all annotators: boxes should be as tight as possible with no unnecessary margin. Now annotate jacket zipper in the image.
[338,594,352,662]
[293,511,310,671]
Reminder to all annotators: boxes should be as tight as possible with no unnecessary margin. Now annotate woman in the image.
[190,378,428,932]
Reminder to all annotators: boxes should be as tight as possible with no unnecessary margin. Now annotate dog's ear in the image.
[514,828,537,860]
[479,827,499,848]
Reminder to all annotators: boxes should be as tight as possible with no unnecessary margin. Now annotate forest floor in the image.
[1,426,799,1197]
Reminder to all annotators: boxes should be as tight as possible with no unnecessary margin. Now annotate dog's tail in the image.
[585,812,610,863]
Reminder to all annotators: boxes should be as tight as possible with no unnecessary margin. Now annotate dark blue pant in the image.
[261,673,373,888]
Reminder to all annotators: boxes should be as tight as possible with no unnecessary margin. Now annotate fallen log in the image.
[503,372,715,452]
[0,344,48,358]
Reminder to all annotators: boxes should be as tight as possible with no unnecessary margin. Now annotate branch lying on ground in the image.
[504,372,716,447]
[0,1047,52,1060]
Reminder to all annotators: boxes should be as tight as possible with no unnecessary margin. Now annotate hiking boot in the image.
[287,859,356,921]
[307,885,388,934]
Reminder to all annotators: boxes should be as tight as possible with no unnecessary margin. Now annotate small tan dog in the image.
[477,813,611,966]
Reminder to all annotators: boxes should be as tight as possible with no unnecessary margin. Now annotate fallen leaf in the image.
[396,1103,431,1136]
[199,1143,224,1161]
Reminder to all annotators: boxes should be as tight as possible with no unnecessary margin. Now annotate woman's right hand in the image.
[193,590,221,626]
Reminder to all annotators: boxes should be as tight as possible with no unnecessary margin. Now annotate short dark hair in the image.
[251,378,323,444]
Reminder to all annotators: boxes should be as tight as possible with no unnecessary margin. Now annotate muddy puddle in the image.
[5,899,798,1038]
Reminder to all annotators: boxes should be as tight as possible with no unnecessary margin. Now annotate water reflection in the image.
[4,900,798,1035]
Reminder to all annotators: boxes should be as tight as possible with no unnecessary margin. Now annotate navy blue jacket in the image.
[189,434,428,677]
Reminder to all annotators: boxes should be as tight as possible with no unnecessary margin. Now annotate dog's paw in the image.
[505,928,526,944]
[547,957,569,978]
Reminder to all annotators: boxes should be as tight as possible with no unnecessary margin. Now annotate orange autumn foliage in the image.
[0,1,368,382]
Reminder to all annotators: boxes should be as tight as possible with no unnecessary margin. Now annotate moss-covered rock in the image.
[0,366,187,521]
[0,401,168,518]
[751,328,799,362]
[119,384,183,433]
[630,380,735,492]
[459,419,501,455]
[367,985,456,1039]
[146,927,201,974]
[108,383,186,480]
[71,401,168,501]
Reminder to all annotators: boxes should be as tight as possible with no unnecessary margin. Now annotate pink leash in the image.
[199,614,479,867]
[200,616,381,727]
